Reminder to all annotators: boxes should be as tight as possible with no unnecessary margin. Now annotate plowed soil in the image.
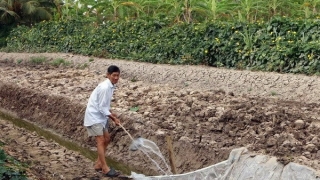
[1,52,320,179]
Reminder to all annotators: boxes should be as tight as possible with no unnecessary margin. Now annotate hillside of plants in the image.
[1,0,320,74]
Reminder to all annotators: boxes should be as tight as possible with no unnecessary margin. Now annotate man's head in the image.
[106,65,120,84]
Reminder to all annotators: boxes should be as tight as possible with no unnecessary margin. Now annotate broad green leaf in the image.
[130,106,139,112]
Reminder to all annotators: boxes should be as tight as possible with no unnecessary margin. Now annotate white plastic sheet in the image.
[130,147,320,180]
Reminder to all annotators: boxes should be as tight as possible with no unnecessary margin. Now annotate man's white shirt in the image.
[84,78,115,127]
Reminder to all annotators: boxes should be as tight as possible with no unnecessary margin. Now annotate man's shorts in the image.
[86,123,109,137]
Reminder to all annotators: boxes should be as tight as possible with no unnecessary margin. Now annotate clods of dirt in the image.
[0,52,320,178]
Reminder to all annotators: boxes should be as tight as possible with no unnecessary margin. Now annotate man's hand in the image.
[111,112,118,118]
[111,112,120,125]
[108,112,120,125]
[113,118,120,126]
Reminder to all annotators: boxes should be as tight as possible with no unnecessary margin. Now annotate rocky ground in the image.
[1,52,320,179]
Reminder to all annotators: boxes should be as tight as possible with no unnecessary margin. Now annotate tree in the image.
[0,0,55,25]
[180,0,236,23]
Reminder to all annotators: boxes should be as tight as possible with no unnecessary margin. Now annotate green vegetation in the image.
[130,106,140,112]
[0,0,55,26]
[5,17,320,75]
[0,25,14,47]
[29,57,71,67]
[130,76,138,82]
[29,56,47,64]
[16,59,23,64]
[0,143,28,180]
[2,0,320,26]
[59,0,320,23]
[2,0,320,75]
[271,91,278,96]
[51,58,71,67]
[77,63,89,69]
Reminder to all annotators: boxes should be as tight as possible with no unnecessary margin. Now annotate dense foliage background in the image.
[2,0,320,75]
[2,0,320,26]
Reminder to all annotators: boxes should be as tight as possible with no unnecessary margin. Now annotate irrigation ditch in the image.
[0,80,159,177]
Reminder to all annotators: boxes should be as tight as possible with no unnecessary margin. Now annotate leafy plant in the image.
[129,106,140,112]
[237,0,267,22]
[6,17,320,75]
[0,0,54,26]
[29,56,47,64]
[0,149,6,164]
[16,59,23,64]
[130,76,138,82]
[77,63,88,69]
[51,58,71,67]
[0,149,27,180]
[271,91,278,96]
[193,0,236,22]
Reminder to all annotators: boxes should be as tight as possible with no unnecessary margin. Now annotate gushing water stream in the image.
[119,124,172,176]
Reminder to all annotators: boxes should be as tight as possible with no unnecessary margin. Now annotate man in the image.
[84,65,121,177]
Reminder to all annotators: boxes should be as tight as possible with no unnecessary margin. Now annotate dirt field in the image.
[1,52,320,179]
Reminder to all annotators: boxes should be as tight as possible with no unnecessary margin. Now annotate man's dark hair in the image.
[107,65,120,74]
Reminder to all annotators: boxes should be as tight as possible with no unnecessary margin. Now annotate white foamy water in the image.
[130,137,172,175]
[119,124,172,176]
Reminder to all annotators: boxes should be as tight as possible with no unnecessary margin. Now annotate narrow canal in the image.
[0,111,135,176]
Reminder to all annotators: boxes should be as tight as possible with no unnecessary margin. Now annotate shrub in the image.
[0,149,27,180]
[29,56,47,64]
[51,58,71,67]
[6,17,320,75]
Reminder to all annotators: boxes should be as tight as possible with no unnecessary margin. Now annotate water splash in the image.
[129,137,172,175]
[119,124,172,175]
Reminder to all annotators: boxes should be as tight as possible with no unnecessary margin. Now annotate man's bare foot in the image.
[101,164,111,174]
[94,163,102,172]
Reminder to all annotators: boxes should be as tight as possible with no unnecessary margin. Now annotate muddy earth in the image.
[1,52,320,179]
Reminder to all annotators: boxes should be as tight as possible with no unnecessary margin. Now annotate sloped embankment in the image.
[0,81,87,143]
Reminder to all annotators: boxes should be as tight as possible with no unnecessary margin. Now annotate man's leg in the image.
[94,129,111,172]
[104,131,111,151]
[93,135,102,170]
[91,125,119,176]
[95,135,110,173]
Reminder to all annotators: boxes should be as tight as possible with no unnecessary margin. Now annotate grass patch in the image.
[29,56,47,64]
[270,91,277,96]
[16,59,23,64]
[129,106,139,112]
[77,63,89,69]
[0,148,28,180]
[130,76,138,82]
[51,58,71,67]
